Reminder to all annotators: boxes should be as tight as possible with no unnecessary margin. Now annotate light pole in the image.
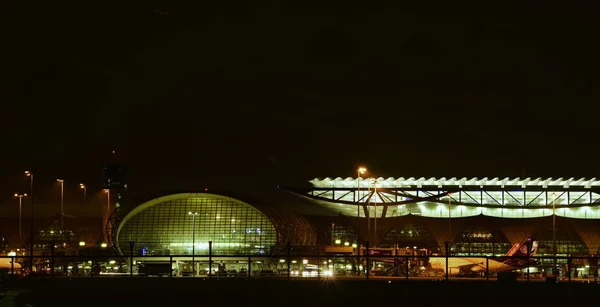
[552,193,557,274]
[367,180,371,242]
[103,189,110,241]
[188,212,198,276]
[104,189,111,212]
[357,167,366,219]
[25,171,34,271]
[57,179,64,228]
[14,193,28,247]
[373,179,378,245]
[448,192,453,243]
[80,184,87,206]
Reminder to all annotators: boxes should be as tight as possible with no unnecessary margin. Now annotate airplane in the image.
[0,257,21,272]
[427,238,538,276]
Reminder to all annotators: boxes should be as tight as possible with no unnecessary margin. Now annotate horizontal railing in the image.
[1,254,598,282]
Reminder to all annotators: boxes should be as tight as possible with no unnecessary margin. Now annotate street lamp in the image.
[80,184,87,206]
[103,189,110,241]
[188,212,198,276]
[552,192,558,274]
[448,192,453,242]
[103,189,111,213]
[14,193,28,247]
[57,179,64,228]
[373,178,378,245]
[25,171,34,271]
[357,167,366,218]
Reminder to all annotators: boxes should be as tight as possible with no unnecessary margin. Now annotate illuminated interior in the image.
[381,221,441,254]
[532,228,589,258]
[35,220,79,253]
[331,225,358,245]
[115,193,277,255]
[450,226,512,256]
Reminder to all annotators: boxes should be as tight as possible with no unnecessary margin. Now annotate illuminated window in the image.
[382,221,440,254]
[451,226,511,256]
[117,195,277,255]
[531,228,589,259]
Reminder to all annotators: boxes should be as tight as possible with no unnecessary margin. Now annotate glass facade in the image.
[450,226,512,256]
[331,225,358,245]
[381,221,441,254]
[532,228,589,257]
[116,195,277,256]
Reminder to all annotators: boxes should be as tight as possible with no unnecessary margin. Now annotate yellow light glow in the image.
[352,243,358,248]
[344,242,350,246]
[79,241,85,247]
[101,243,108,248]
[302,259,308,264]
[358,167,367,174]
[334,239,341,244]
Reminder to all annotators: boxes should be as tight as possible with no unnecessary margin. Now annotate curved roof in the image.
[115,193,260,244]
[113,192,317,251]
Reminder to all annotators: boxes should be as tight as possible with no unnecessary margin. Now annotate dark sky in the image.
[2,3,599,203]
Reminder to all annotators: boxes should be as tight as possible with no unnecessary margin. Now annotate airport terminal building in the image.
[107,177,600,261]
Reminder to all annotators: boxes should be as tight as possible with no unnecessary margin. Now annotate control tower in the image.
[102,150,127,241]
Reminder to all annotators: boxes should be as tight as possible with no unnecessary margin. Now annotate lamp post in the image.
[188,212,198,276]
[552,193,557,274]
[448,192,453,245]
[57,179,64,228]
[357,167,366,219]
[80,184,87,206]
[14,193,28,247]
[373,179,378,245]
[104,189,111,211]
[25,171,34,272]
[103,189,110,242]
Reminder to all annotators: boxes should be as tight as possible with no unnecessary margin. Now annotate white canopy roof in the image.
[310,177,600,189]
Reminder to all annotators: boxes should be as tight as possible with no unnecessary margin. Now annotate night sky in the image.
[2,3,599,204]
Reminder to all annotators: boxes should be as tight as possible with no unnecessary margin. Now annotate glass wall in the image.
[116,195,277,255]
[450,226,512,256]
[331,225,358,246]
[381,221,441,254]
[532,228,589,257]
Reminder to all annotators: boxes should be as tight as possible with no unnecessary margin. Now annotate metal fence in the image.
[2,250,598,282]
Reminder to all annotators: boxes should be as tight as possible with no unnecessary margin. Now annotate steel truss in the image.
[291,177,600,219]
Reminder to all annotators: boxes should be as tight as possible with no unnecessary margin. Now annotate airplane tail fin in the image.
[506,238,538,257]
